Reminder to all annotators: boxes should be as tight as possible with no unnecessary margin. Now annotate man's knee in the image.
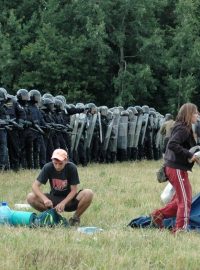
[83,189,94,199]
[78,189,94,202]
[27,192,36,204]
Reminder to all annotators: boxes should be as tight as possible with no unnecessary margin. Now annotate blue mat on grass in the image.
[128,193,200,231]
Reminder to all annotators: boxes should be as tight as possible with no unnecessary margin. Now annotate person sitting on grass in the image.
[27,148,94,226]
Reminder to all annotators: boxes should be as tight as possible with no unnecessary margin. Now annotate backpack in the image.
[33,208,69,227]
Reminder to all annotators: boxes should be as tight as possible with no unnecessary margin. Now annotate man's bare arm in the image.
[32,180,53,208]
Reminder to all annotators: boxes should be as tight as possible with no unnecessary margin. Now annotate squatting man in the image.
[27,149,94,226]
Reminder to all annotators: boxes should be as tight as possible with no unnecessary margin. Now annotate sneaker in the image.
[151,211,164,229]
[69,216,80,226]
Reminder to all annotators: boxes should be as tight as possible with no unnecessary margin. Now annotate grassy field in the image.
[0,160,200,270]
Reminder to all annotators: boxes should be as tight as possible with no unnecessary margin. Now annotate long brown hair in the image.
[176,103,197,127]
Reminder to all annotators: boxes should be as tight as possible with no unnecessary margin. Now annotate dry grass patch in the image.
[0,161,200,269]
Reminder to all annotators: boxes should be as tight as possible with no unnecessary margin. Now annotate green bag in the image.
[33,209,69,227]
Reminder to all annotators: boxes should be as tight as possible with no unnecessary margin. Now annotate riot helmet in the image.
[165,113,173,121]
[6,94,16,103]
[29,89,41,104]
[99,106,108,116]
[149,109,156,117]
[127,106,134,111]
[127,109,134,119]
[42,93,54,102]
[40,97,54,112]
[134,105,143,114]
[16,89,29,101]
[118,106,124,112]
[86,103,97,114]
[142,105,150,114]
[55,95,66,105]
[68,103,75,109]
[76,103,85,110]
[54,98,65,111]
[149,107,156,112]
[0,88,8,101]
[121,110,129,116]
[112,107,120,115]
[127,106,138,115]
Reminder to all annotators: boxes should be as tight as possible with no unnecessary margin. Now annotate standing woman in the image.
[152,103,199,233]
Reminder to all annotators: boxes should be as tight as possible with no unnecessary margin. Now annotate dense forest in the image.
[0,0,200,114]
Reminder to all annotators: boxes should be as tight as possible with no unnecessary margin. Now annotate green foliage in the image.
[113,63,157,107]
[164,0,200,113]
[1,0,200,112]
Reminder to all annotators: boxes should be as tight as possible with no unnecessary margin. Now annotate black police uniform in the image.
[5,97,26,171]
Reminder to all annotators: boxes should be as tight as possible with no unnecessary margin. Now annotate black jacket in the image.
[164,121,196,171]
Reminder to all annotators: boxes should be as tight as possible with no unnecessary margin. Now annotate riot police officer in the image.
[28,89,46,168]
[5,92,25,171]
[16,89,34,169]
[53,98,68,151]
[40,97,57,162]
[0,88,9,170]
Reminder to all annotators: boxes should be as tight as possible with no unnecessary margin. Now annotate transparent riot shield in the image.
[74,113,87,152]
[103,110,114,152]
[154,113,165,160]
[84,113,98,150]
[127,107,138,160]
[132,106,143,160]
[70,113,80,158]
[140,105,150,146]
[108,108,120,162]
[117,110,129,161]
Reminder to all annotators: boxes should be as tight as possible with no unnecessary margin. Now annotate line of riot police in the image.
[0,87,170,171]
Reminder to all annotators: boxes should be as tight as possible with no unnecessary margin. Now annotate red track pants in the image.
[154,166,192,231]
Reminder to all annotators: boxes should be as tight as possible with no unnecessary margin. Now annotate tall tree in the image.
[165,0,200,113]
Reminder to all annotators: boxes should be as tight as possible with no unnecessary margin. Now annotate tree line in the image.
[0,0,200,114]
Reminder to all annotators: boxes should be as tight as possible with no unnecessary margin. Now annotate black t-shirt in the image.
[37,162,80,196]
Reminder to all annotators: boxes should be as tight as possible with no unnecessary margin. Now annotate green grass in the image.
[0,161,200,270]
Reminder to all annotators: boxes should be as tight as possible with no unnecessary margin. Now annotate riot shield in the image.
[84,113,97,149]
[154,113,165,160]
[127,107,138,160]
[99,106,108,145]
[108,108,120,162]
[117,110,129,161]
[132,106,143,160]
[70,113,76,129]
[140,105,150,146]
[127,107,138,148]
[98,111,103,144]
[74,113,87,151]
[103,110,114,152]
[70,113,80,157]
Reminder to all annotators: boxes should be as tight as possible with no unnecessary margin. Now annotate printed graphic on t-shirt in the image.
[52,179,68,191]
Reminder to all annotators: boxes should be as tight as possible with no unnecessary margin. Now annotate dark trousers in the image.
[19,129,34,169]
[38,135,46,168]
[33,134,46,169]
[44,135,54,162]
[7,129,20,171]
[0,129,8,169]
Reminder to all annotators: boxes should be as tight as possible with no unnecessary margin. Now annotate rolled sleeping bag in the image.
[10,210,36,226]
